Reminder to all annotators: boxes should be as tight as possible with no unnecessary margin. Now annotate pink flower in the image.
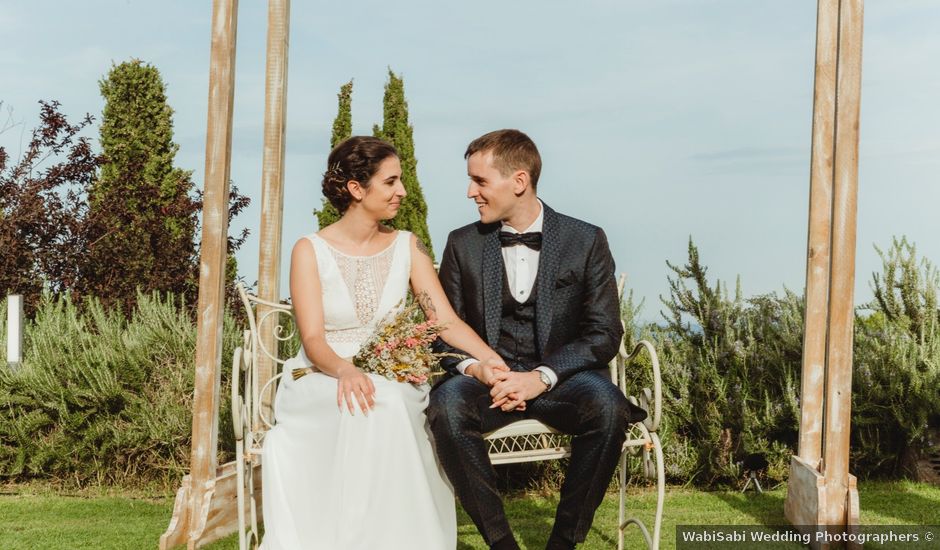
[405,338,418,348]
[406,373,428,384]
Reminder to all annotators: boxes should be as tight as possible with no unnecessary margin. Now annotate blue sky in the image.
[2,1,938,320]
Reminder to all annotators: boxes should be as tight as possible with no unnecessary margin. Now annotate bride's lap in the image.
[263,371,454,549]
[275,371,430,423]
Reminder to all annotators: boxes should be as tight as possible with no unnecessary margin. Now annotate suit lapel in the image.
[481,228,503,346]
[535,204,560,353]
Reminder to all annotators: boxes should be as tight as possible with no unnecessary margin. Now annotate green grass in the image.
[0,482,937,549]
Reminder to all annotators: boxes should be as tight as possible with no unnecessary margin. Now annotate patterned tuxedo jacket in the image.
[435,202,624,383]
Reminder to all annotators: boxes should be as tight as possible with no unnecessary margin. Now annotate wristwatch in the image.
[537,370,552,391]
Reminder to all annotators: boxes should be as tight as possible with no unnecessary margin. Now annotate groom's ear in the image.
[512,170,531,196]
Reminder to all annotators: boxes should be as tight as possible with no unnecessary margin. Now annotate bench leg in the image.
[619,431,665,550]
[618,453,626,550]
[651,432,664,550]
[236,439,247,550]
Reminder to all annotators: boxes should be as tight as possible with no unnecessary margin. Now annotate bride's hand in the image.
[335,363,375,415]
[466,357,509,386]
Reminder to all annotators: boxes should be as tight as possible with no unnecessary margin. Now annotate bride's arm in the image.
[407,235,503,369]
[291,238,374,414]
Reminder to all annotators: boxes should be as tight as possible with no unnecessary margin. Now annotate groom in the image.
[429,129,645,550]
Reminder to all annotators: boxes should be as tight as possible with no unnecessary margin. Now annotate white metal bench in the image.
[231,278,665,549]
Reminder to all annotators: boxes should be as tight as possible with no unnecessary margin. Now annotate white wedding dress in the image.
[261,230,457,550]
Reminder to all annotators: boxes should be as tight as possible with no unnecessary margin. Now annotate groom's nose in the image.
[467,181,479,198]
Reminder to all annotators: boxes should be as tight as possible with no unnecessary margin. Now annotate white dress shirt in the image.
[456,201,558,390]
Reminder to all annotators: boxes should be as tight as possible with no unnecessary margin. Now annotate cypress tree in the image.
[316,80,352,228]
[374,69,433,259]
[79,60,200,313]
[331,80,353,149]
[316,72,434,260]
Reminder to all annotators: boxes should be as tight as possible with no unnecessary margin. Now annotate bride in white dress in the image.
[261,136,508,550]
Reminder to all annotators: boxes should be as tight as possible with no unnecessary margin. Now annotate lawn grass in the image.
[0,481,937,549]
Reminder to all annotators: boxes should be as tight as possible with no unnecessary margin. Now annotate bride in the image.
[261,136,507,549]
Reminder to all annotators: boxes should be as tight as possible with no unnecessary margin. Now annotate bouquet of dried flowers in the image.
[351,293,462,386]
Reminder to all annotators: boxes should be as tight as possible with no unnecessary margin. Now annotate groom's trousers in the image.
[428,368,632,545]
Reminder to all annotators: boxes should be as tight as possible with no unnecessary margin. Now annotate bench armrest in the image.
[612,340,662,433]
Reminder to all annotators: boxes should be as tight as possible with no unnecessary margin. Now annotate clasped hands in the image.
[334,357,548,416]
[465,358,548,412]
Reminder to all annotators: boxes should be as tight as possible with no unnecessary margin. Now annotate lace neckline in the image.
[311,231,405,326]
[312,231,400,259]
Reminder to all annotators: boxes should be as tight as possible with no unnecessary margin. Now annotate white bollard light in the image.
[7,294,23,368]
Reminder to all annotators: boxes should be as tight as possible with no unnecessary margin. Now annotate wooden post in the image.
[786,0,863,542]
[6,295,23,368]
[256,0,291,426]
[822,0,863,527]
[797,0,838,468]
[160,0,239,548]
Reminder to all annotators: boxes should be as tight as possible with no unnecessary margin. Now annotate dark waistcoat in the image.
[494,269,540,368]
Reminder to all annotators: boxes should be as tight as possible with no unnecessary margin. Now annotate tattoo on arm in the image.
[416,290,438,321]
[415,237,432,260]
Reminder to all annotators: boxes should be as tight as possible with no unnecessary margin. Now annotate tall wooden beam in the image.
[160,0,239,547]
[256,0,291,425]
[822,0,863,527]
[798,0,838,467]
[786,0,864,541]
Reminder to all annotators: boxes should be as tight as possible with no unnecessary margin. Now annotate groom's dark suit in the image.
[429,203,645,547]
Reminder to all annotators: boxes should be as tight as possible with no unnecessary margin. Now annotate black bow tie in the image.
[499,231,542,251]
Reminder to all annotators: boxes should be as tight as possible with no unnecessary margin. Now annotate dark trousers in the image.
[428,369,633,545]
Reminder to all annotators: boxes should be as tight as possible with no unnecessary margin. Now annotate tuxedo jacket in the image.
[436,203,624,383]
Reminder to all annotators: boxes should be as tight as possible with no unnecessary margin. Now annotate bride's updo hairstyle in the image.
[322,136,399,213]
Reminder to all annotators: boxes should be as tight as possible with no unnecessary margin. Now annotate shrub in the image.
[652,238,803,487]
[853,238,940,477]
[0,101,103,315]
[0,292,239,489]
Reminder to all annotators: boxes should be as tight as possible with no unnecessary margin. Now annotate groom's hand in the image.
[466,359,527,411]
[490,371,546,412]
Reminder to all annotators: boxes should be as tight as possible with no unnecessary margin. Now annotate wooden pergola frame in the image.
[160,0,865,547]
[784,0,864,540]
[160,0,289,547]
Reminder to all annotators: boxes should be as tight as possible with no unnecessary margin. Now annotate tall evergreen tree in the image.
[79,60,200,314]
[374,69,433,259]
[316,80,353,228]
[331,80,353,149]
[316,74,435,259]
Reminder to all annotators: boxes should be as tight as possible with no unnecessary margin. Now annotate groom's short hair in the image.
[465,129,542,189]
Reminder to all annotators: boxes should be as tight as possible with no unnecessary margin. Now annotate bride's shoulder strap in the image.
[302,232,324,245]
[298,233,329,266]
[396,230,417,254]
[393,230,414,271]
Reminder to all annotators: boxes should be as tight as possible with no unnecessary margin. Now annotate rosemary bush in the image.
[853,237,940,477]
[646,239,801,487]
[0,292,239,489]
